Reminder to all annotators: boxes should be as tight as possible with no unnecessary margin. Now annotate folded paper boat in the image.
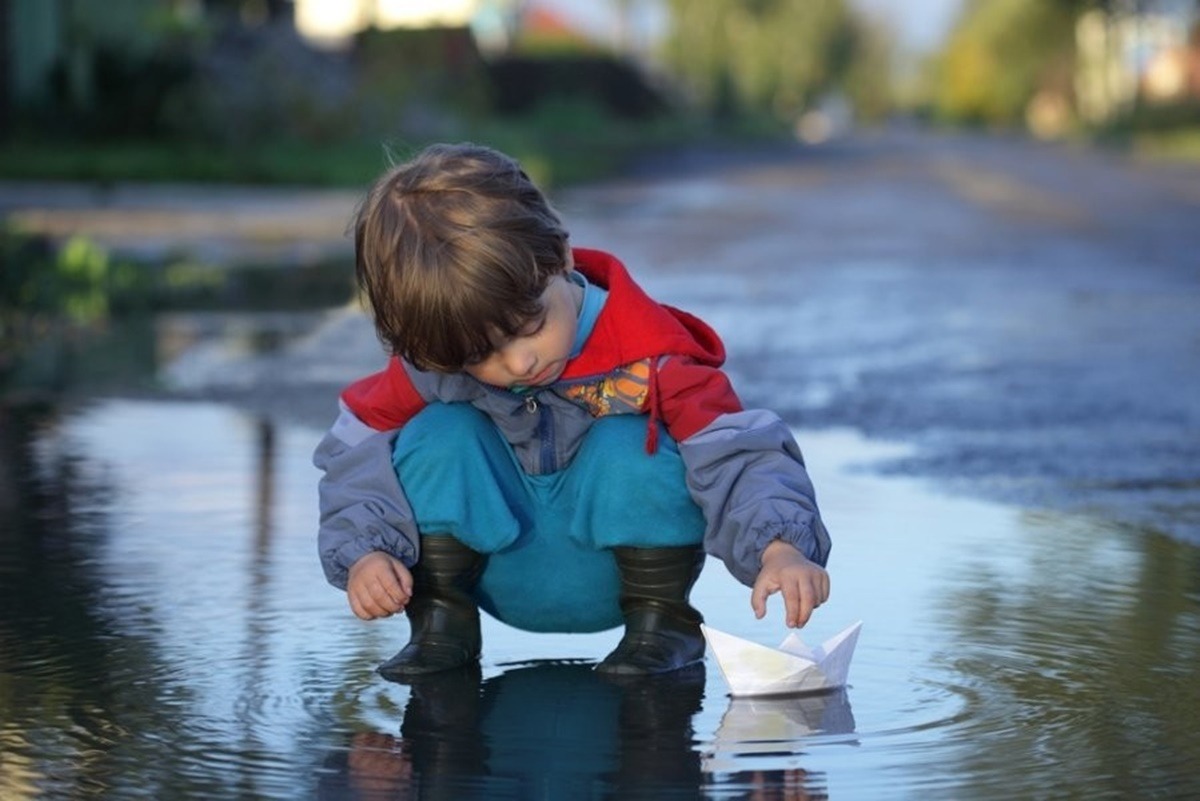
[701,621,863,697]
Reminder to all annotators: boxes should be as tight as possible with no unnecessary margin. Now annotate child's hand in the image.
[346,551,413,620]
[751,540,830,628]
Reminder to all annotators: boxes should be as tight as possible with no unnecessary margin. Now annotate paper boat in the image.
[701,621,862,697]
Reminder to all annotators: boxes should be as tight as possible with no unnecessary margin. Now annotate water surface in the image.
[3,398,1197,799]
[4,133,1199,798]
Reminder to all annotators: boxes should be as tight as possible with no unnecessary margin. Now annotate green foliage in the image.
[488,54,666,119]
[0,103,723,190]
[932,0,1080,126]
[1,232,122,328]
[437,97,693,187]
[1,229,127,395]
[925,0,1200,155]
[2,4,830,190]
[661,0,863,121]
[0,225,358,396]
[16,0,201,141]
[1131,128,1200,161]
[1094,101,1200,163]
[838,16,898,123]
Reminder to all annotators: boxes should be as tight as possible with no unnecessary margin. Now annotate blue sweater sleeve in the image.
[678,408,831,586]
[313,403,421,589]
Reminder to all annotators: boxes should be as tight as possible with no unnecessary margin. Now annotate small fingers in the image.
[396,572,414,600]
[349,585,402,621]
[366,586,404,618]
[750,578,774,619]
[389,562,414,601]
[349,592,377,620]
[783,579,821,628]
[371,575,406,611]
[782,583,801,628]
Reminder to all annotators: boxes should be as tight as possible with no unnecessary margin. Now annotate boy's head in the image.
[353,142,571,372]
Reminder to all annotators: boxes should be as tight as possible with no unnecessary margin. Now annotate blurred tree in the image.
[838,13,897,123]
[932,0,1087,127]
[660,0,864,122]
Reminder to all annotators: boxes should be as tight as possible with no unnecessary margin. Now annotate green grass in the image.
[0,106,791,189]
[1130,128,1200,164]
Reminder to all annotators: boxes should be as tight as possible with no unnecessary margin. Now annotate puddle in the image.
[2,399,1198,798]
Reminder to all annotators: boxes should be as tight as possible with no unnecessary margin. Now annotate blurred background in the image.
[2,0,1200,399]
[3,0,1200,393]
[2,3,1200,799]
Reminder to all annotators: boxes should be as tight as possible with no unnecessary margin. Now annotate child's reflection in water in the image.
[333,661,701,799]
[327,662,833,800]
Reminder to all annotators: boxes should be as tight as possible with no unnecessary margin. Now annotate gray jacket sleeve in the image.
[314,401,420,590]
[679,408,831,587]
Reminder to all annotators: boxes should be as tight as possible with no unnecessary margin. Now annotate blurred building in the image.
[0,0,666,148]
[292,0,663,58]
[294,0,526,54]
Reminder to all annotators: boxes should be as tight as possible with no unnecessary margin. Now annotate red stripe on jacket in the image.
[342,358,427,431]
[654,355,743,443]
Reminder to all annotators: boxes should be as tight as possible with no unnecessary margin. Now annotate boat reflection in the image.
[703,690,858,774]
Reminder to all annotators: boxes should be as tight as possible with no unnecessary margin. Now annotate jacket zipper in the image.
[486,385,555,473]
[531,392,554,473]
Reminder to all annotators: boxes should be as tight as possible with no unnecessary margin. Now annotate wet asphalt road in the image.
[6,128,1199,544]
[563,129,1200,544]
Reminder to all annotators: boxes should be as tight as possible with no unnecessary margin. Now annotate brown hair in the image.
[352,143,570,372]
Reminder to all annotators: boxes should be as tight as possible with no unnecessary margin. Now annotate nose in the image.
[500,342,537,378]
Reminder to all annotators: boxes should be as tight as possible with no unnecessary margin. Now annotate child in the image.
[315,143,831,681]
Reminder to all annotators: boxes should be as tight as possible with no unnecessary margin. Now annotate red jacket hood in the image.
[560,248,725,379]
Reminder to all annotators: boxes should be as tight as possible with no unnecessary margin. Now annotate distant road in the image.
[0,181,359,266]
[6,128,1198,544]
[563,128,1200,542]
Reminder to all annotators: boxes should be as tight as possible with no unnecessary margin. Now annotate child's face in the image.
[462,272,582,390]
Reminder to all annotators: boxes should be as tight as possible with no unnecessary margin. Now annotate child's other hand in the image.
[346,551,413,620]
[751,540,830,628]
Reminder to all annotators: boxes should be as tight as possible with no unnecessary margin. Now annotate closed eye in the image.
[462,349,493,367]
[517,313,547,338]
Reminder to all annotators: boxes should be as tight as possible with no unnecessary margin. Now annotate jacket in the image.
[315,248,830,589]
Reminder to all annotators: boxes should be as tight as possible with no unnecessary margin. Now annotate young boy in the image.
[316,143,831,681]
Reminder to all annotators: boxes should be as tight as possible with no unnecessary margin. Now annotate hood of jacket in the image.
[560,248,725,379]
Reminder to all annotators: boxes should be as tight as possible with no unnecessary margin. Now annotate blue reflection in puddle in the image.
[7,398,1197,800]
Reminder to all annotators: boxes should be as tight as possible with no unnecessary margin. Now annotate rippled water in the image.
[2,398,1197,799]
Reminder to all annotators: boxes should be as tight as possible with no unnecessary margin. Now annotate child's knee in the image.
[392,403,500,472]
[393,404,527,551]
[565,418,704,550]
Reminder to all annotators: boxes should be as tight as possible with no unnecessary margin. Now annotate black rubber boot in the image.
[377,535,485,682]
[596,545,706,676]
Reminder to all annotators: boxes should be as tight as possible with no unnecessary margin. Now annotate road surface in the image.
[4,128,1198,543]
